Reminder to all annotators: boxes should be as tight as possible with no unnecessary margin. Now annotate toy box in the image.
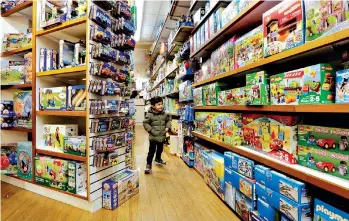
[211,112,226,141]
[305,0,349,42]
[193,87,203,106]
[270,64,336,105]
[245,84,270,105]
[224,152,233,170]
[195,112,214,137]
[43,124,78,152]
[45,49,58,71]
[179,80,193,102]
[67,161,87,194]
[223,113,243,146]
[39,86,67,110]
[218,90,226,105]
[1,100,15,117]
[1,116,16,128]
[203,151,225,199]
[224,168,237,210]
[314,198,349,221]
[263,0,305,57]
[251,211,265,221]
[258,198,280,221]
[1,143,17,175]
[336,69,349,103]
[231,153,255,179]
[67,85,86,111]
[266,170,311,204]
[230,87,246,105]
[235,189,255,221]
[194,143,208,176]
[102,169,139,210]
[58,40,75,68]
[230,170,256,200]
[242,114,300,164]
[35,156,68,190]
[256,182,269,202]
[222,1,239,28]
[0,60,25,85]
[63,136,86,156]
[235,25,263,69]
[246,71,269,86]
[203,82,227,106]
[297,125,349,181]
[17,141,32,180]
[211,49,220,77]
[24,52,33,84]
[13,91,32,129]
[254,165,270,186]
[182,136,195,167]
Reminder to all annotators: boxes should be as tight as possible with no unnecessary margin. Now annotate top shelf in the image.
[1,1,33,17]
[170,0,191,17]
[170,26,193,45]
[189,0,207,13]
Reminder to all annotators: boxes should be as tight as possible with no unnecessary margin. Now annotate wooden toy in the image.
[39,86,67,110]
[35,156,68,190]
[335,69,349,103]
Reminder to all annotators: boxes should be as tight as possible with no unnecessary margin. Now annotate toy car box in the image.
[305,0,349,42]
[231,153,254,179]
[13,91,32,129]
[17,141,32,180]
[263,0,305,57]
[67,85,86,111]
[202,82,228,106]
[203,151,225,199]
[230,170,256,200]
[1,143,17,175]
[193,87,203,106]
[254,165,271,186]
[336,69,349,103]
[43,124,78,151]
[242,114,300,164]
[102,169,139,210]
[63,136,86,156]
[235,189,256,221]
[67,161,87,194]
[223,113,243,146]
[297,124,349,181]
[270,63,336,105]
[224,168,236,210]
[266,170,312,204]
[313,198,349,221]
[39,86,67,110]
[1,100,15,117]
[258,198,280,221]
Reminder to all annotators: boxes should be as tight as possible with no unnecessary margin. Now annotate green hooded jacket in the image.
[143,108,171,142]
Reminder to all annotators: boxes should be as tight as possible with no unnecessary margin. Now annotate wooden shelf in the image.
[1,1,33,17]
[36,66,87,77]
[36,148,87,162]
[36,111,86,117]
[170,26,193,45]
[0,46,32,57]
[150,59,166,81]
[192,131,349,200]
[189,0,207,13]
[1,83,32,90]
[1,127,32,133]
[194,104,349,113]
[36,16,87,37]
[35,181,88,200]
[150,66,179,92]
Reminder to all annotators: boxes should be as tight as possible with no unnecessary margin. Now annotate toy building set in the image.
[242,114,300,164]
[17,141,32,180]
[202,82,228,106]
[223,113,243,146]
[13,91,32,129]
[193,87,203,106]
[0,143,17,175]
[182,137,195,167]
[43,124,78,152]
[336,69,349,103]
[179,80,193,102]
[203,151,225,200]
[1,100,15,128]
[102,169,139,210]
[63,136,86,156]
[1,30,32,52]
[235,189,255,221]
[270,63,336,105]
[39,86,67,110]
[67,161,87,194]
[194,142,208,176]
[298,124,349,181]
[263,0,305,57]
[224,168,237,210]
[313,198,349,221]
[229,170,256,201]
[225,151,255,179]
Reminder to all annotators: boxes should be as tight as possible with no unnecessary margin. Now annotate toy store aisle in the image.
[1,126,240,221]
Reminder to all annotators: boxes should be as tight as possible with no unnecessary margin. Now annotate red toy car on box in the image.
[316,161,336,172]
[316,138,336,149]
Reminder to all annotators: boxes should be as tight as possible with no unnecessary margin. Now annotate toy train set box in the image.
[242,114,301,164]
[313,198,349,221]
[298,125,349,181]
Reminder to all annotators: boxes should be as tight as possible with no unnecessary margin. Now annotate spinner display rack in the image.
[1,0,136,211]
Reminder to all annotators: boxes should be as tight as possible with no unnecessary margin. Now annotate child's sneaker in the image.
[155,159,166,165]
[145,164,152,174]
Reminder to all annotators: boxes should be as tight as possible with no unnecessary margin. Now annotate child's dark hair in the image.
[150,96,163,106]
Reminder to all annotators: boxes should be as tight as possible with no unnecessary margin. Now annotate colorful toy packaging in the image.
[235,25,263,69]
[313,198,349,221]
[63,136,86,156]
[235,189,255,221]
[257,198,280,221]
[242,114,300,164]
[193,87,203,106]
[203,151,225,199]
[222,1,239,28]
[245,71,270,105]
[254,165,270,186]
[1,143,17,175]
[229,87,246,105]
[305,0,349,42]
[194,143,208,176]
[224,167,236,210]
[13,91,32,129]
[67,161,87,194]
[43,124,78,152]
[270,64,336,105]
[336,69,349,103]
[230,170,256,200]
[39,86,67,110]
[229,152,255,179]
[102,169,139,210]
[182,136,195,167]
[35,156,68,190]
[0,61,25,85]
[263,0,305,57]
[194,112,210,136]
[179,80,193,102]
[17,141,32,180]
[246,71,269,85]
[67,85,86,111]
[202,82,227,106]
[298,124,349,181]
[223,113,243,146]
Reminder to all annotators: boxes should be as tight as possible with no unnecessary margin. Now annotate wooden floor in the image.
[1,126,240,221]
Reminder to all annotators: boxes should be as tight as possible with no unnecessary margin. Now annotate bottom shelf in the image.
[192,131,349,200]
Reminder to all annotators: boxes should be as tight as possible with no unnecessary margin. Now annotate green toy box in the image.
[43,124,78,152]
[39,86,67,110]
[245,84,270,105]
[298,125,349,181]
[35,156,68,190]
[202,83,227,106]
[67,161,87,194]
[193,87,204,106]
[246,71,269,86]
[223,113,243,146]
[223,87,246,105]
[270,64,336,105]
[17,141,32,180]
[218,90,226,106]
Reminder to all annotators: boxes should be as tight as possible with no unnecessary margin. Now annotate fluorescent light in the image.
[135,0,145,41]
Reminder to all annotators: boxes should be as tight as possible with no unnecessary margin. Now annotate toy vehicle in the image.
[316,161,336,172]
[316,138,336,149]
[270,139,283,150]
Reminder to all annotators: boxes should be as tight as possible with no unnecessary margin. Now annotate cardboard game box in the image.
[17,141,32,180]
[13,91,32,129]
[1,143,17,175]
[39,86,67,110]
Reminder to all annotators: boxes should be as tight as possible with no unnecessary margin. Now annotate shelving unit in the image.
[0,45,32,57]
[1,84,32,90]
[36,111,87,117]
[36,66,86,77]
[1,1,33,17]
[1,127,32,133]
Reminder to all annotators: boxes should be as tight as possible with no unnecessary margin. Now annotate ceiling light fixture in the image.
[135,0,145,42]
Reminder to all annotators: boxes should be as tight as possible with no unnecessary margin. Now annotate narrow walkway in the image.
[1,126,240,221]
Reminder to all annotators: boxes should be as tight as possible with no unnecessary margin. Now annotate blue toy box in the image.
[1,100,14,117]
[224,152,233,170]
[257,198,280,221]
[266,170,311,204]
[256,182,269,203]
[231,153,255,179]
[314,198,349,221]
[281,215,292,221]
[204,152,225,199]
[254,165,270,186]
[231,170,256,200]
[336,69,349,104]
[235,189,255,221]
[251,211,265,221]
[224,176,236,210]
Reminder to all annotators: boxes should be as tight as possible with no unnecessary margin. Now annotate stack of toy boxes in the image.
[202,82,228,106]
[305,0,349,42]
[39,48,58,72]
[235,26,263,69]
[193,87,203,106]
[102,169,139,210]
[210,36,238,76]
[245,71,270,105]
[270,63,336,105]
[297,125,349,181]
[223,113,243,146]
[17,141,32,180]
[262,0,305,57]
[0,143,17,174]
[336,69,349,103]
[63,136,86,156]
[1,100,15,128]
[221,1,239,27]
[242,114,300,164]
[224,152,256,221]
[13,91,32,129]
[194,142,209,176]
[201,59,212,81]
[0,60,25,85]
[43,124,78,152]
[179,80,193,102]
[67,161,87,194]
[255,166,313,221]
[202,150,225,199]
[313,198,349,221]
